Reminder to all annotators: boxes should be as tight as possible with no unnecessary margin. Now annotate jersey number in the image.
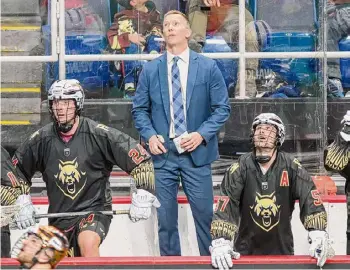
[7,172,18,187]
[79,213,95,229]
[311,190,322,206]
[214,196,230,212]
[128,144,148,165]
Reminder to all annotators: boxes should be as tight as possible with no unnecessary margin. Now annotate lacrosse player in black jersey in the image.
[1,145,32,257]
[209,113,334,269]
[12,79,160,257]
[324,110,350,254]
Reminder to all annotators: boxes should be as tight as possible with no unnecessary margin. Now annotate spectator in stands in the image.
[187,0,259,97]
[327,0,350,97]
[132,10,230,256]
[107,0,163,99]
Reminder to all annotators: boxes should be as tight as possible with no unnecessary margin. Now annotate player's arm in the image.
[324,113,349,173]
[13,134,43,190]
[292,160,327,231]
[95,124,160,222]
[211,163,243,241]
[11,132,42,229]
[1,146,23,206]
[292,159,333,267]
[95,124,155,192]
[210,163,243,269]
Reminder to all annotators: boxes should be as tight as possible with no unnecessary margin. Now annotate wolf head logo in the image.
[250,192,281,232]
[54,158,86,200]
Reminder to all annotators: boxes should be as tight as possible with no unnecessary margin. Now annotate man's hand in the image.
[308,230,335,268]
[180,132,203,152]
[129,189,161,222]
[128,33,146,46]
[210,238,240,270]
[13,195,38,230]
[204,0,221,7]
[148,135,167,155]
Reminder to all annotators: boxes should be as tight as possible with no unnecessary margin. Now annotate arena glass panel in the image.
[1,1,349,261]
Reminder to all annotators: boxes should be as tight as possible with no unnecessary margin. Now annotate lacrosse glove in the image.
[129,189,160,222]
[13,195,38,230]
[308,230,335,267]
[210,238,240,270]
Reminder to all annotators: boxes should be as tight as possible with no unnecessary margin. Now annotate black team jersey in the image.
[324,131,349,185]
[13,117,154,228]
[1,145,27,206]
[211,151,327,255]
[324,129,350,254]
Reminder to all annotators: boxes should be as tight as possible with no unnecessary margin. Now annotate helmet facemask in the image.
[253,124,278,164]
[253,124,278,149]
[250,113,285,164]
[49,99,79,133]
[12,226,69,269]
[47,79,85,133]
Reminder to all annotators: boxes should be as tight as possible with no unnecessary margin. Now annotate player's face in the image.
[18,234,54,266]
[254,124,277,149]
[17,234,42,264]
[163,14,191,47]
[52,99,76,124]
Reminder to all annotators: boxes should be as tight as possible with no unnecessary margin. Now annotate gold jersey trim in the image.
[211,219,238,241]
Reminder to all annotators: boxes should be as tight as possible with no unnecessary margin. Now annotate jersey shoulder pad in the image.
[84,117,110,134]
[228,162,240,174]
[280,151,302,169]
[28,123,53,142]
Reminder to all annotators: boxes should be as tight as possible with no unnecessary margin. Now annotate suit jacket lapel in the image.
[186,51,198,111]
[159,54,171,124]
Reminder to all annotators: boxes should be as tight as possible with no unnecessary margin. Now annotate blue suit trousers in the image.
[155,141,213,256]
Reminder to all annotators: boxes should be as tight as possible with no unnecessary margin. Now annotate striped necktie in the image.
[171,56,186,136]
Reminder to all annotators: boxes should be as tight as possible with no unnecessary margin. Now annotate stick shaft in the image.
[35,210,129,219]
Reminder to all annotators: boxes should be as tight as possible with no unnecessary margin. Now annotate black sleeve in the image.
[93,123,155,192]
[1,146,27,205]
[211,162,244,241]
[324,131,349,173]
[291,158,327,231]
[1,146,20,187]
[12,130,43,189]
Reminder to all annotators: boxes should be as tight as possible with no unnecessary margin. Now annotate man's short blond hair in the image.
[163,10,190,27]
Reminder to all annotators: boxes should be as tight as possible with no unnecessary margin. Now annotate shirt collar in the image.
[167,47,190,64]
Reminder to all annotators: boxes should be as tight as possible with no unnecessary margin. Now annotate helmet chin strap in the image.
[56,120,75,133]
[52,113,78,134]
[255,147,277,164]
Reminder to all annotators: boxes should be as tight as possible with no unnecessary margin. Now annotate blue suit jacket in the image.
[132,50,231,168]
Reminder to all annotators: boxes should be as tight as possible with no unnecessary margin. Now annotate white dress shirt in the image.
[167,47,190,138]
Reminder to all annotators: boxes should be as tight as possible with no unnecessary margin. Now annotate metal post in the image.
[58,0,66,79]
[51,0,58,56]
[238,0,246,98]
[64,51,350,61]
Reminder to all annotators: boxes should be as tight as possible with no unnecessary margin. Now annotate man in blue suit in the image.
[132,10,231,256]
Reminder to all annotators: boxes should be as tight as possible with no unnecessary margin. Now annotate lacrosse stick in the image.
[2,208,129,228]
[34,210,130,219]
[1,205,21,227]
